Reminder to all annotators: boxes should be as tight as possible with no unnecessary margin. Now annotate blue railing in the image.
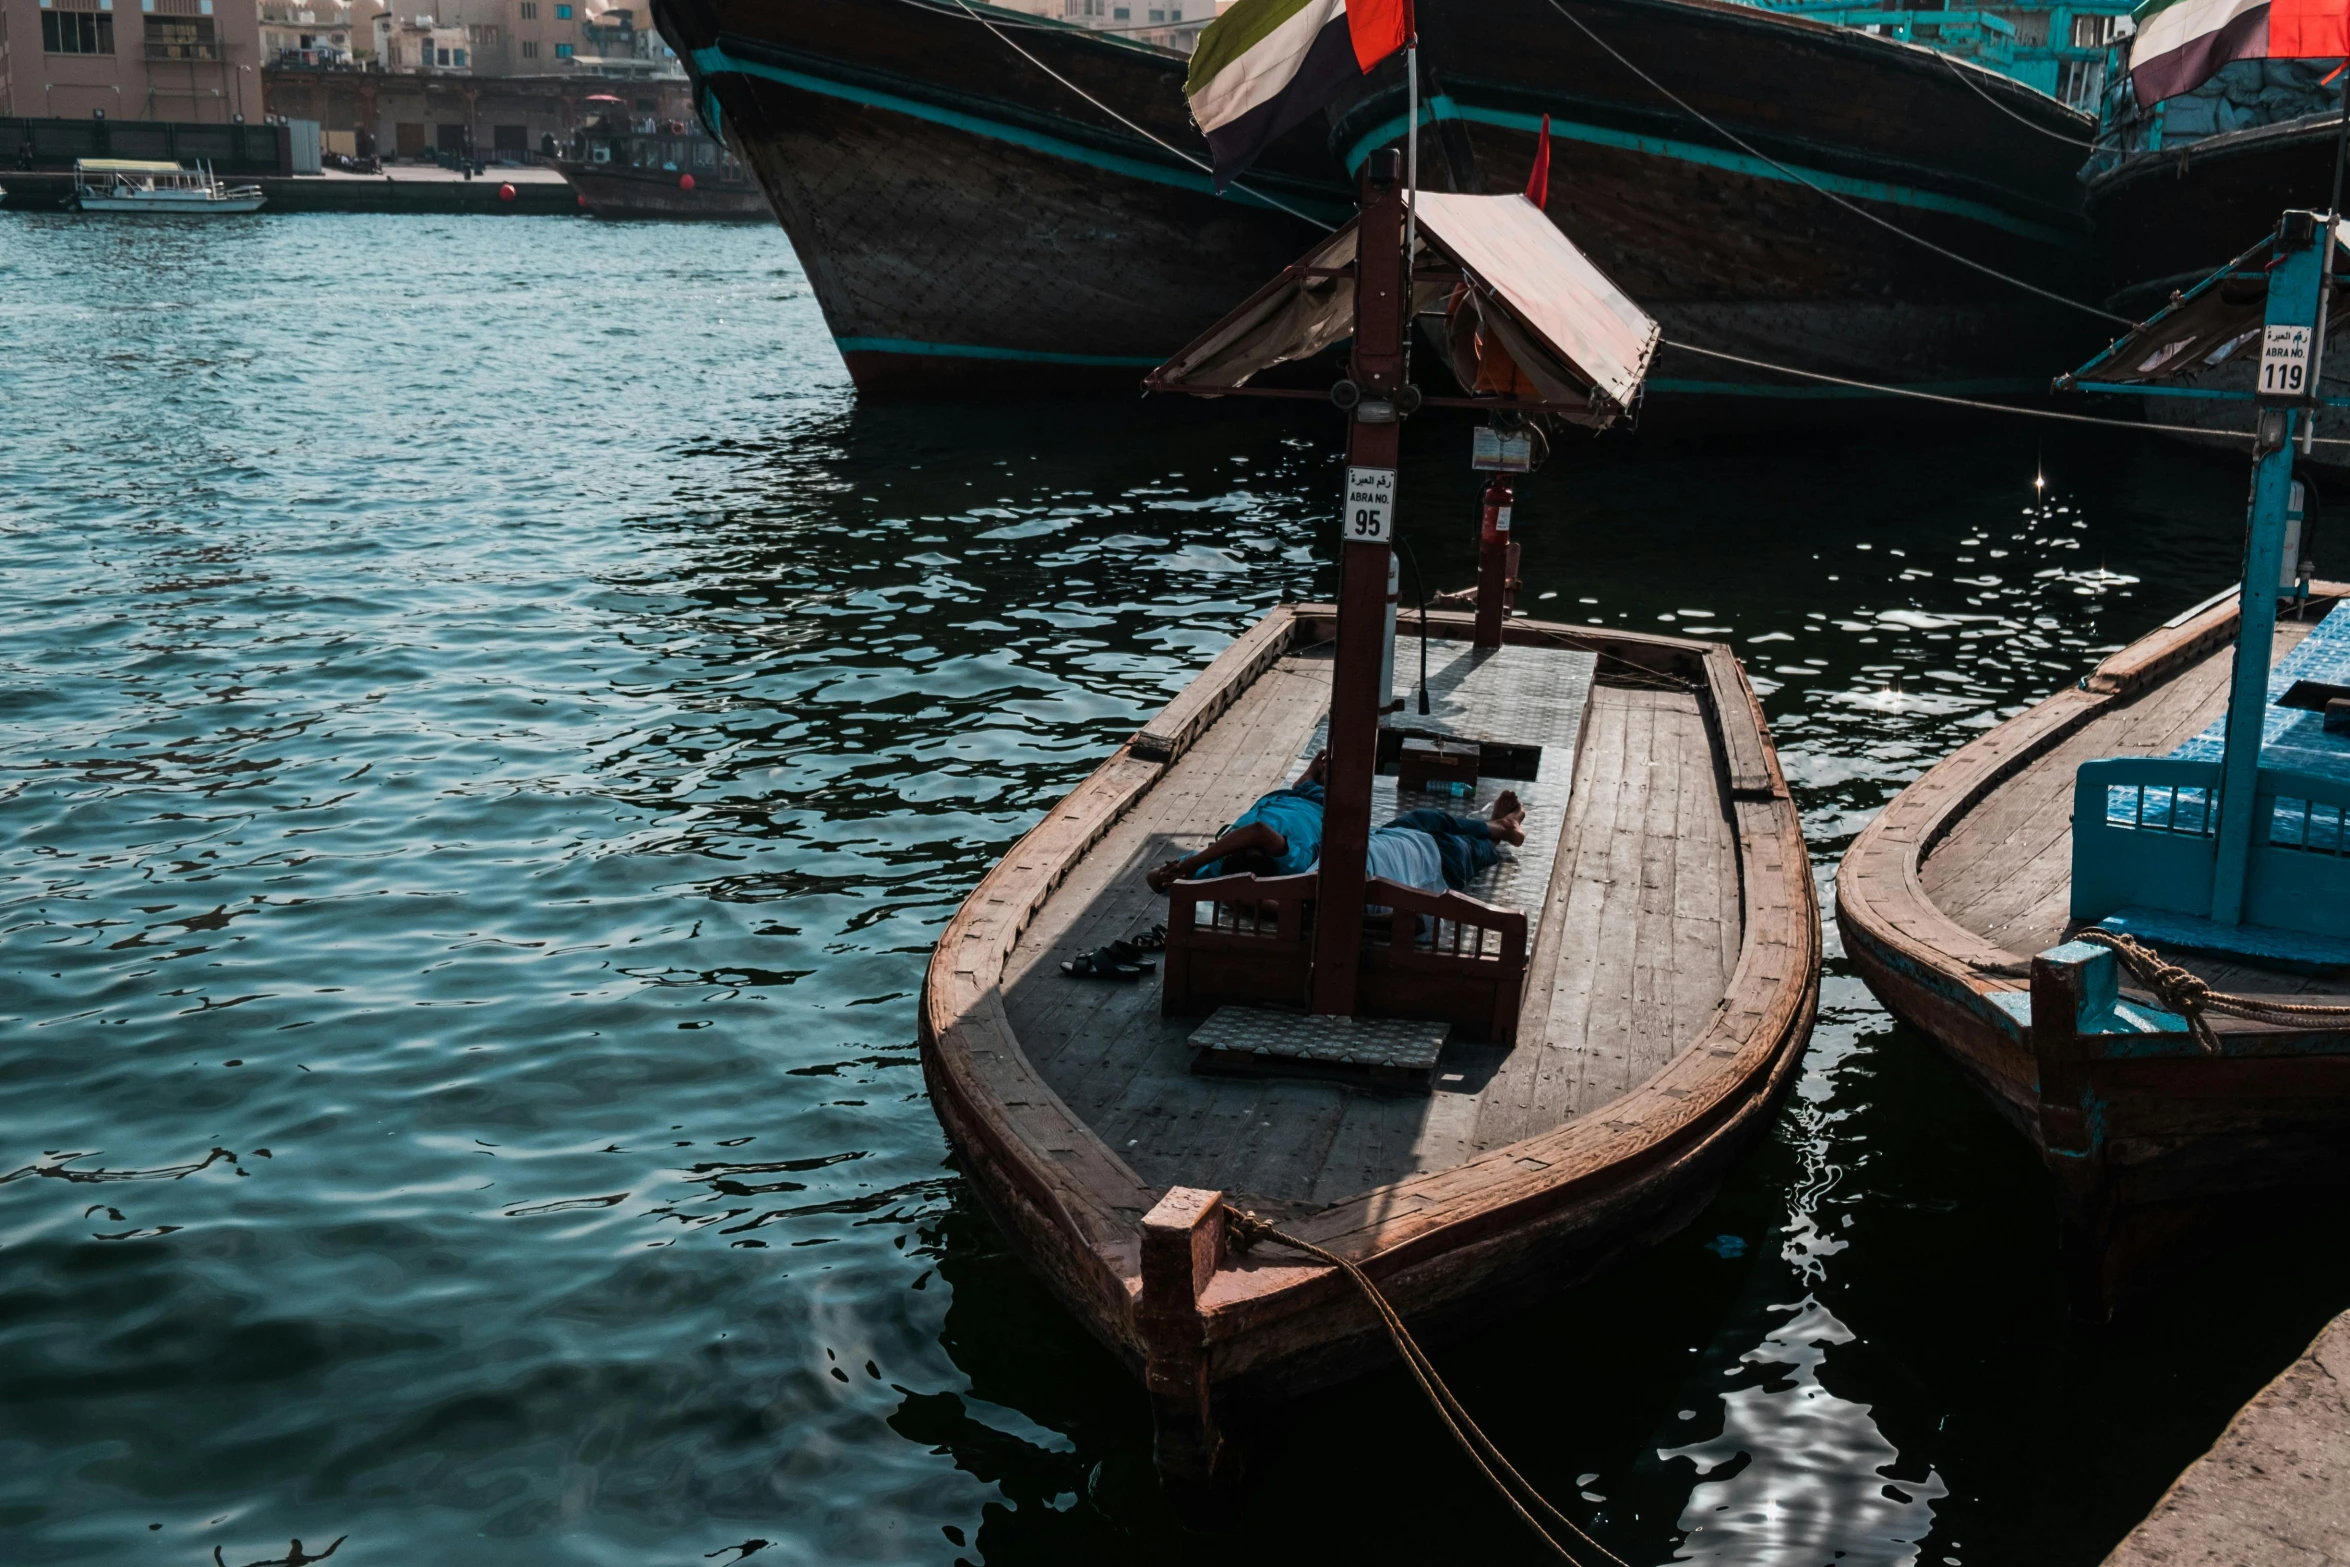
[2074,756,2350,936]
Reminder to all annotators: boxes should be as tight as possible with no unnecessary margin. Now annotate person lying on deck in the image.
[1145,751,1328,893]
[1352,794,1527,898]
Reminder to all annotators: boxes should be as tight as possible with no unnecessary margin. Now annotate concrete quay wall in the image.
[2105,1308,2350,1565]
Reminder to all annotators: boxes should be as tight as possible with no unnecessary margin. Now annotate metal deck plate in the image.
[1297,641,1598,925]
[1189,1005,1450,1087]
[2173,600,2350,781]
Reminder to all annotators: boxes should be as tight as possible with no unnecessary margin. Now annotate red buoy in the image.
[576,191,588,208]
[679,172,696,193]
[498,182,516,203]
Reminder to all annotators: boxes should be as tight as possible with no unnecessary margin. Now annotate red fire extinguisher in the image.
[1480,476,1515,546]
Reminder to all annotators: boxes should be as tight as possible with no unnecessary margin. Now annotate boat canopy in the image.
[2057,214,2350,391]
[1148,192,1658,429]
[76,159,191,175]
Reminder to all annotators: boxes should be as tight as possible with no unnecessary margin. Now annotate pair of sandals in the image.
[1061,923,1168,981]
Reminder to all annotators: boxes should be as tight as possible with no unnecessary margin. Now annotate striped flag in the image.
[1185,0,1410,189]
[2129,0,2350,105]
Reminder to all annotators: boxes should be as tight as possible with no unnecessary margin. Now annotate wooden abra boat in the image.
[1844,212,2350,1318]
[1838,584,2350,1313]
[919,605,1818,1485]
[918,153,1819,1505]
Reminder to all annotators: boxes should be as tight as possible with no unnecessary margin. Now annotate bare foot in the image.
[1488,791,1527,846]
[1147,860,1182,894]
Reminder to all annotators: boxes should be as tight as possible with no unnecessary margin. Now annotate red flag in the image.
[1346,0,1410,70]
[1525,113,1551,208]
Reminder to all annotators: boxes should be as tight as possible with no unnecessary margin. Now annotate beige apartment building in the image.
[991,0,1212,52]
[0,0,264,121]
[256,0,358,66]
[367,0,672,77]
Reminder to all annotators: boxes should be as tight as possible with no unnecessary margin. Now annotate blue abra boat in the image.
[1840,211,2350,1317]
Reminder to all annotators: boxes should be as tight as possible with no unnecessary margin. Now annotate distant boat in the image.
[550,111,770,222]
[70,158,264,214]
[651,0,2101,412]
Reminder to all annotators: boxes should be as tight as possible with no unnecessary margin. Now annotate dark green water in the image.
[4,213,2346,1567]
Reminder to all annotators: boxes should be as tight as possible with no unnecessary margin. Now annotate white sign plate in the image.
[2260,324,2312,399]
[1343,466,1395,544]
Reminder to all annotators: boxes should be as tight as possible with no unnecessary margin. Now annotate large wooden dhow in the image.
[648,0,2101,409]
[1841,217,2350,1318]
[917,160,1818,1507]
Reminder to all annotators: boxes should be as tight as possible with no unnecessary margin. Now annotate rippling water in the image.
[4,213,2347,1567]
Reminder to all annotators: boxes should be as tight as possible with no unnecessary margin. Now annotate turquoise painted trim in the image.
[690,45,1349,223]
[2078,380,2350,409]
[1648,376,2044,398]
[1344,100,2074,246]
[836,335,1164,366]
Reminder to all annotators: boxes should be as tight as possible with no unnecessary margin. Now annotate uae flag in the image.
[2129,0,2350,105]
[1186,0,1410,189]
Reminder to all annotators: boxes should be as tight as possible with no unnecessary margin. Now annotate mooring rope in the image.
[2074,929,2350,1051]
[1223,1208,1631,1567]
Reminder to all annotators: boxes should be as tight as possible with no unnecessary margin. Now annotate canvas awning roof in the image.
[75,159,189,174]
[1148,191,1658,429]
[2060,215,2350,391]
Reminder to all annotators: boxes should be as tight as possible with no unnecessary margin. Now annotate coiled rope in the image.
[2074,928,2350,1052]
[1223,1207,1630,1567]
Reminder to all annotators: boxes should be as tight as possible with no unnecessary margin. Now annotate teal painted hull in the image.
[654,0,2103,411]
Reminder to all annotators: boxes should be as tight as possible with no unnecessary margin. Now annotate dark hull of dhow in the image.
[2085,113,2344,311]
[2082,115,2350,468]
[653,0,2102,412]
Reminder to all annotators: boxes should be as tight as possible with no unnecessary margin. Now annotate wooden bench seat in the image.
[1162,870,1528,1043]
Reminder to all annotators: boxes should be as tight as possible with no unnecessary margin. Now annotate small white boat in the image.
[72,159,265,215]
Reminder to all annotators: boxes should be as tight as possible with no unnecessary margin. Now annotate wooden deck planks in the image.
[1470,686,1740,1154]
[1920,623,2316,955]
[1000,641,1745,1211]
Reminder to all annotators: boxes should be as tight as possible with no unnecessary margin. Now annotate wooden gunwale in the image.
[918,604,1820,1393]
[1834,581,2350,1140]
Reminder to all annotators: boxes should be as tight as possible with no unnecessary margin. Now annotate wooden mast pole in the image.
[1311,149,1409,1015]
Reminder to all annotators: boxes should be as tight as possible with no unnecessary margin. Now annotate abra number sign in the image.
[1343,466,1395,543]
[2260,325,2312,399]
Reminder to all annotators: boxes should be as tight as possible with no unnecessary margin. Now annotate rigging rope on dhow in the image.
[1538,0,2131,325]
[942,0,1339,229]
[1658,338,2350,449]
[1222,1207,1632,1567]
[1931,44,2098,148]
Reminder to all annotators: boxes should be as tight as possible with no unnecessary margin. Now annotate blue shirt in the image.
[1361,825,1448,896]
[1206,782,1324,878]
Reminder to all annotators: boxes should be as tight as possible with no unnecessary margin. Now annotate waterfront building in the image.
[256,0,356,67]
[990,0,1210,55]
[1733,0,2137,110]
[366,0,677,78]
[0,0,264,122]
[258,60,688,159]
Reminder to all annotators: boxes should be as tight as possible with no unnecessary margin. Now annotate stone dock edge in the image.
[2104,1307,2350,1564]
